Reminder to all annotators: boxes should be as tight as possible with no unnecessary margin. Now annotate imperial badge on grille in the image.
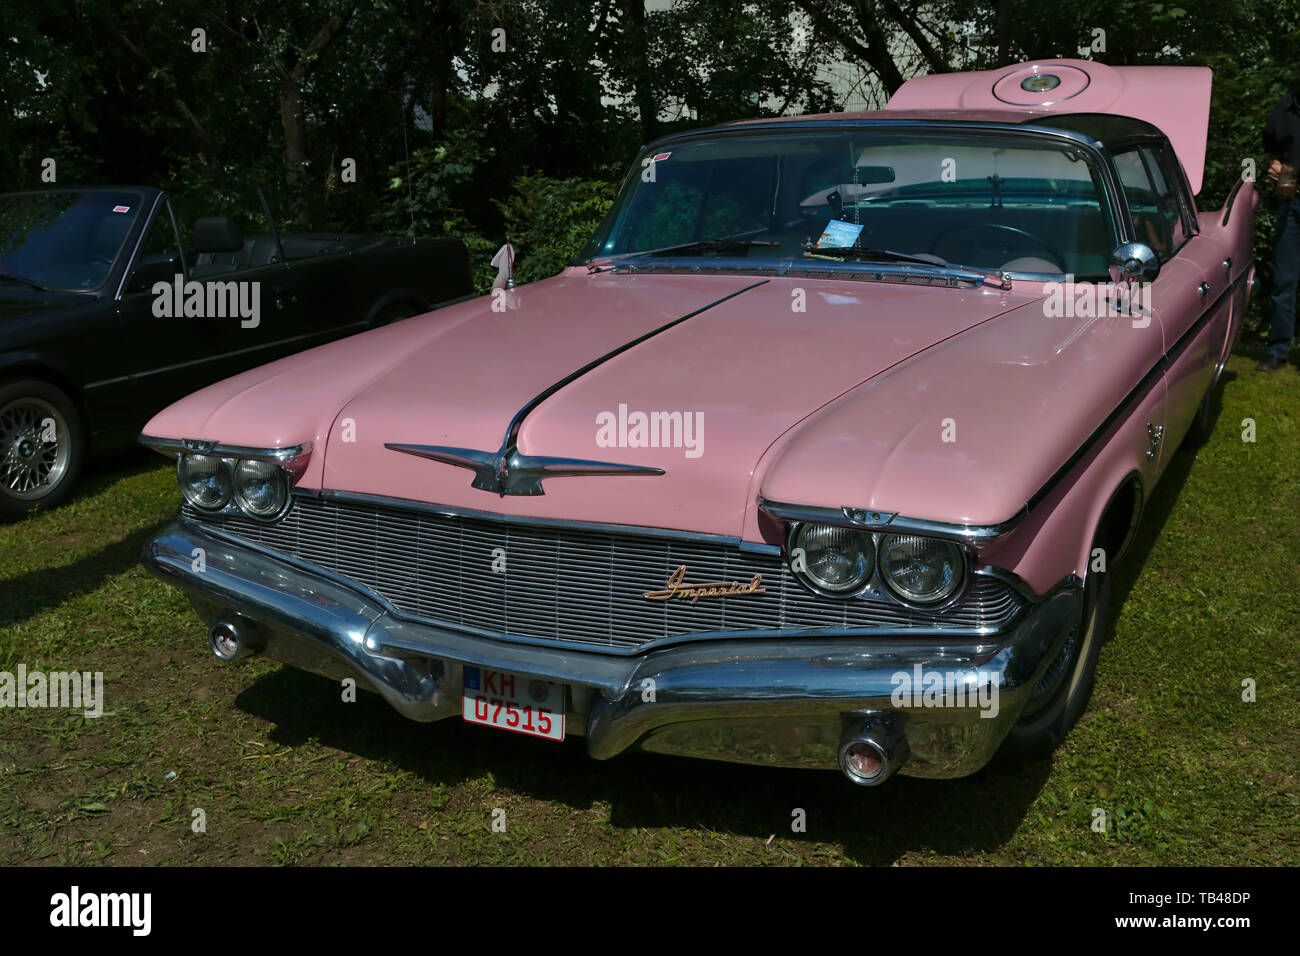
[642,564,766,604]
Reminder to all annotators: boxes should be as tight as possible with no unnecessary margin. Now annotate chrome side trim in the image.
[1221,177,1245,227]
[141,436,313,493]
[976,566,1083,604]
[140,435,312,468]
[120,323,367,383]
[759,498,1026,543]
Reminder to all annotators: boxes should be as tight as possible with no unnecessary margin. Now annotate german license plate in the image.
[462,667,564,741]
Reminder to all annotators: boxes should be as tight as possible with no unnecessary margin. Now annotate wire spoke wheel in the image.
[0,396,71,500]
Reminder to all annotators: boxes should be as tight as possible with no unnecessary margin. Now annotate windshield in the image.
[0,190,145,291]
[584,130,1117,278]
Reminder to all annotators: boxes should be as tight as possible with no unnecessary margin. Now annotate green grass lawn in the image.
[1,349,1297,866]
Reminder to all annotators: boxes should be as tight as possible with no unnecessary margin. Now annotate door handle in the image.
[270,283,298,309]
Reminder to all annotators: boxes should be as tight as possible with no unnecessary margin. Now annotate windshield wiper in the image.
[0,273,51,292]
[647,238,780,256]
[804,245,942,267]
[586,237,781,271]
[805,245,1013,290]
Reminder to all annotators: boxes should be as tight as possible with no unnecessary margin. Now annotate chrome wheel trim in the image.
[1020,576,1101,717]
[0,397,71,500]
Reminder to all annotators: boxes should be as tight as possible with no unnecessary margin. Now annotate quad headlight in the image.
[177,453,289,519]
[177,454,232,511]
[788,523,875,595]
[233,459,289,518]
[787,523,966,606]
[878,533,964,605]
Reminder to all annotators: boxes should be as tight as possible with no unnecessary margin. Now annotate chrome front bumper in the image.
[143,520,1082,781]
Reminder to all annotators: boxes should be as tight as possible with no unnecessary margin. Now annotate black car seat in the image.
[190,217,245,277]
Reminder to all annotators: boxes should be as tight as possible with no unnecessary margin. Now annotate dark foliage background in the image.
[1,0,1295,299]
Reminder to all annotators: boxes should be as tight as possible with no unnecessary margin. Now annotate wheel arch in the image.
[1082,470,1144,582]
[364,289,430,327]
[0,354,87,422]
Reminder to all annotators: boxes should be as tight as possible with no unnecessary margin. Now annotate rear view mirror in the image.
[854,165,896,184]
[125,253,181,295]
[1107,242,1160,284]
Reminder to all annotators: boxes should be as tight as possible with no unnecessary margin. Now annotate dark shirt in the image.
[1264,92,1300,166]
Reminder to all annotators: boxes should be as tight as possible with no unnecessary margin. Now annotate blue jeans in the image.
[1267,197,1300,359]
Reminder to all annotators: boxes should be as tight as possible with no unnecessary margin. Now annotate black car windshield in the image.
[0,190,144,291]
[583,129,1118,277]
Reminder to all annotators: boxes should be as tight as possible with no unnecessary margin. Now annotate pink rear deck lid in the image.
[885,58,1213,195]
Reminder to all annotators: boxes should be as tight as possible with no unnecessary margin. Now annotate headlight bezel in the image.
[785,521,969,609]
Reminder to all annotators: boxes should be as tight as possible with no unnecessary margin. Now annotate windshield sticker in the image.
[816,219,864,249]
[650,151,671,162]
[111,205,131,214]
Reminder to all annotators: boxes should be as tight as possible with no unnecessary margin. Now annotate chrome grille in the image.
[186,496,1026,651]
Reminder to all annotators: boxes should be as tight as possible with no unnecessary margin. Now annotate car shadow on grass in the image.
[234,659,1058,863]
[0,449,171,632]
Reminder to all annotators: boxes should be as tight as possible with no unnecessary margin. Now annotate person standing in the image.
[1261,81,1300,371]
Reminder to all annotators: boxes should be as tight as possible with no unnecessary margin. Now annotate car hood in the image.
[145,268,1038,537]
[0,290,93,322]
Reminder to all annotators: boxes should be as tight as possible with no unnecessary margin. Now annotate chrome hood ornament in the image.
[385,443,664,496]
[385,281,766,497]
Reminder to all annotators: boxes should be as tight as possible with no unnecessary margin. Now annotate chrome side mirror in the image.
[1107,242,1160,284]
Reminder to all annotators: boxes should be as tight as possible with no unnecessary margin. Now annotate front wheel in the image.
[997,561,1110,764]
[370,301,422,328]
[0,379,84,519]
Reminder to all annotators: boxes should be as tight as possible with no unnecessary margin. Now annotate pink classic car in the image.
[141,59,1255,786]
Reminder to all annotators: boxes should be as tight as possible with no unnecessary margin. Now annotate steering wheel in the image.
[928,223,1065,271]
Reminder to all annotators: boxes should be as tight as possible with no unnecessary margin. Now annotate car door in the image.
[214,251,316,369]
[273,239,371,348]
[117,203,321,416]
[1137,144,1225,449]
[1113,144,1213,468]
[112,195,238,421]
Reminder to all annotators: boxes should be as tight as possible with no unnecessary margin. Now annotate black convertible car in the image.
[0,187,472,517]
